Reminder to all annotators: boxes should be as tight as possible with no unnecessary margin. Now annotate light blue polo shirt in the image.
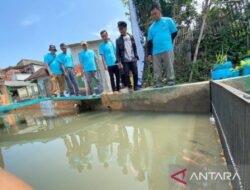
[78,49,97,72]
[44,53,63,74]
[99,41,116,67]
[57,53,74,68]
[148,17,178,55]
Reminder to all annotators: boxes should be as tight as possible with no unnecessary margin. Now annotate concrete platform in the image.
[101,81,211,113]
[1,76,249,114]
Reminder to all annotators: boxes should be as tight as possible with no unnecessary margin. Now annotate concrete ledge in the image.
[219,76,250,93]
[0,95,101,113]
[102,81,210,113]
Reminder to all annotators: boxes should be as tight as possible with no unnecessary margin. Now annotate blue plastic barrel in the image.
[243,66,250,76]
[211,69,231,80]
[213,61,233,71]
[231,70,240,77]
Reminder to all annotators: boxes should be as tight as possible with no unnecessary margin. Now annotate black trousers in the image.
[122,61,138,89]
[120,68,126,88]
[108,65,120,91]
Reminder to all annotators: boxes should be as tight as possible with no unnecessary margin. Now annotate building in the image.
[0,59,43,105]
[68,39,111,94]
[0,70,5,82]
[25,68,51,97]
[2,59,45,81]
[0,81,38,106]
[16,59,44,67]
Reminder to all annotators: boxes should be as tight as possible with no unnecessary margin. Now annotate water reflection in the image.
[0,111,77,135]
[0,112,231,190]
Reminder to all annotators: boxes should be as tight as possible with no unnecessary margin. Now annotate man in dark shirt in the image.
[116,21,139,91]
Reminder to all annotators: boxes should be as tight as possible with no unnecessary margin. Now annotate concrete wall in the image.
[12,73,31,81]
[102,81,211,113]
[33,65,44,72]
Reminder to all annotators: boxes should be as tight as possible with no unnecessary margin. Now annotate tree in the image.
[122,0,249,85]
[189,0,213,82]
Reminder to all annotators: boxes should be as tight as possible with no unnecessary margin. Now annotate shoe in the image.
[134,86,140,91]
[154,84,164,88]
[167,80,175,86]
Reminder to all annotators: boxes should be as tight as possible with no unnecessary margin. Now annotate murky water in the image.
[0,111,231,190]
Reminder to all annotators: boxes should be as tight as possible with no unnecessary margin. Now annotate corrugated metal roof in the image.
[16,59,44,66]
[3,62,45,71]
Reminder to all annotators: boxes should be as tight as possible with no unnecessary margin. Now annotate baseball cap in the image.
[81,41,88,46]
[49,45,57,51]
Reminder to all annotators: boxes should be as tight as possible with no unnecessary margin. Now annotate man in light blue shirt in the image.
[78,41,103,95]
[57,43,80,96]
[99,30,120,93]
[147,3,178,87]
[44,45,65,97]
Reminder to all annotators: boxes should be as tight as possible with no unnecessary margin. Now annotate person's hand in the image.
[148,55,153,62]
[118,63,123,69]
[104,65,108,71]
[0,168,33,190]
[64,73,68,77]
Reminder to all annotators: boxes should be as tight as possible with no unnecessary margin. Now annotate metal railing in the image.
[211,81,250,190]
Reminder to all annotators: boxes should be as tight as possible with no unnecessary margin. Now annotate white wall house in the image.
[12,73,31,81]
[11,63,45,81]
[68,39,111,93]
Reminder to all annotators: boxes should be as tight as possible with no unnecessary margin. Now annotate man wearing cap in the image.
[147,3,178,87]
[57,43,80,96]
[116,21,139,91]
[78,41,103,95]
[99,30,120,93]
[44,45,65,97]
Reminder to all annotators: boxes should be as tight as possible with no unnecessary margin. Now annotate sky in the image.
[0,0,130,68]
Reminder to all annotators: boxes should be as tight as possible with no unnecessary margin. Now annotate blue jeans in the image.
[65,68,79,95]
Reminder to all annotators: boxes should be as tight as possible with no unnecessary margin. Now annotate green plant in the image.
[123,0,248,84]
[215,48,228,64]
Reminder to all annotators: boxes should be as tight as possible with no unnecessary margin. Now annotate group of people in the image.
[44,3,178,97]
